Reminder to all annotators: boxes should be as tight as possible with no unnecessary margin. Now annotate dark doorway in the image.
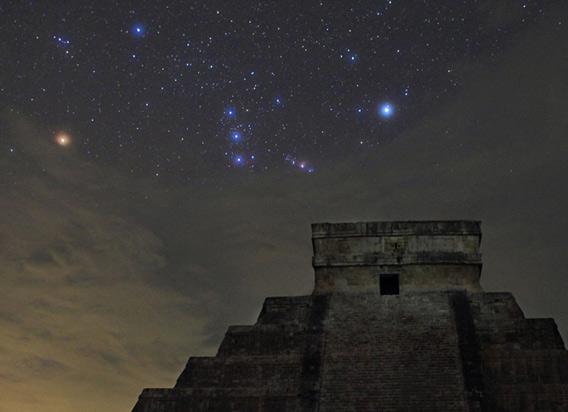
[380,274,399,295]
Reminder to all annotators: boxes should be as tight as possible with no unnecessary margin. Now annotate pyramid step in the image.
[476,318,565,350]
[469,292,525,321]
[482,349,568,384]
[487,383,568,412]
[176,354,305,391]
[175,357,222,388]
[256,296,312,325]
[217,324,310,357]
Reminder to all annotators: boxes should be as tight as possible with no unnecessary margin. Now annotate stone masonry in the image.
[132,221,568,411]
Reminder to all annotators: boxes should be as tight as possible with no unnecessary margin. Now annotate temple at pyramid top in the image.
[311,220,482,294]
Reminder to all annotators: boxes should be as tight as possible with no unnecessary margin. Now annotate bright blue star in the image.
[230,130,242,142]
[132,24,145,38]
[233,154,245,166]
[379,102,395,119]
[225,106,236,119]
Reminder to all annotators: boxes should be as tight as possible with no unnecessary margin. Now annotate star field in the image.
[1,0,559,181]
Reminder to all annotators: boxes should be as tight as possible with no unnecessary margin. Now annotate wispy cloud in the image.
[0,117,210,412]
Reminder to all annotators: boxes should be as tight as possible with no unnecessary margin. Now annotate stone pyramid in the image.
[133,221,568,411]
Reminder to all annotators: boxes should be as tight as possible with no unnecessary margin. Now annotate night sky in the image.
[1,1,568,411]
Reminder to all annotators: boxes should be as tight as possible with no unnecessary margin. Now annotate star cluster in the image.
[1,1,557,181]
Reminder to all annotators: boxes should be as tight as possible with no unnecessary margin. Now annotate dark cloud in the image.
[1,14,567,412]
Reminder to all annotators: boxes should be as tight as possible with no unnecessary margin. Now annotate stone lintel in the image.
[312,220,481,238]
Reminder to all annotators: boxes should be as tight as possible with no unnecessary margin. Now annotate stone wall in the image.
[312,221,482,294]
[317,292,469,411]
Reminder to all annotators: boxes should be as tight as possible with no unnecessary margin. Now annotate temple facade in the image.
[133,221,568,411]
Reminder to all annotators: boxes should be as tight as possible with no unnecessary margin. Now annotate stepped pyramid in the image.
[133,221,568,411]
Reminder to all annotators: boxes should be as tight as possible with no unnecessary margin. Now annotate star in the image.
[273,96,283,106]
[284,154,315,173]
[55,132,71,147]
[344,49,359,64]
[225,106,237,119]
[233,154,245,166]
[230,130,242,142]
[378,103,395,119]
[53,36,70,47]
[132,24,145,38]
